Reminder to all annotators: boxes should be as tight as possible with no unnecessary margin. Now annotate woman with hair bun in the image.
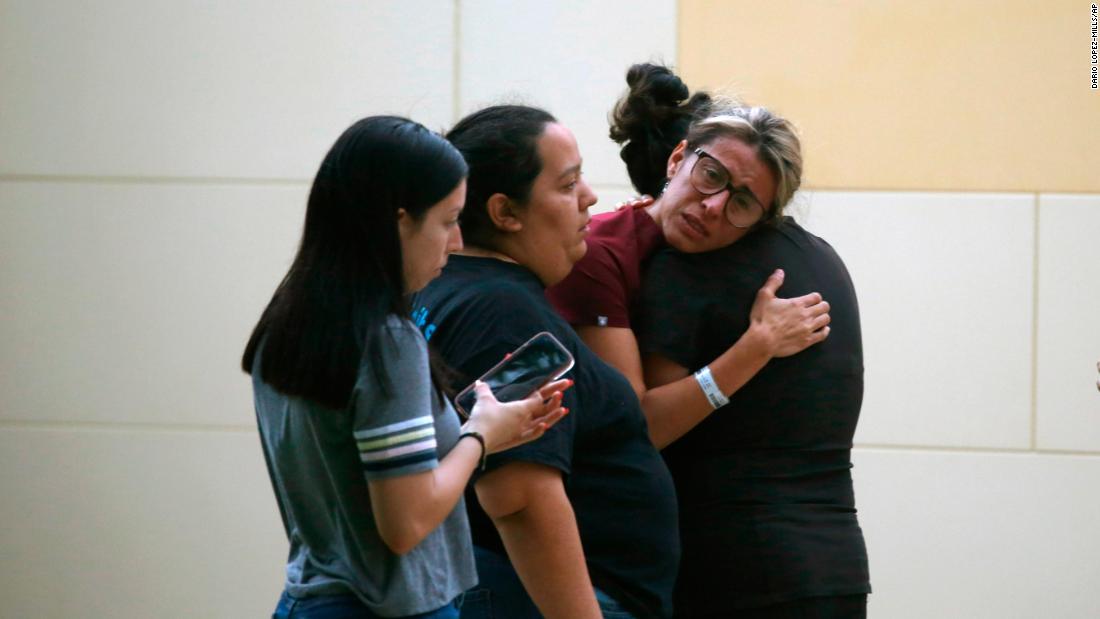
[547,64,830,450]
[552,64,871,617]
[243,115,570,619]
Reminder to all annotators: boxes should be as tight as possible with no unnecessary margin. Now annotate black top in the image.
[413,254,680,619]
[638,218,870,613]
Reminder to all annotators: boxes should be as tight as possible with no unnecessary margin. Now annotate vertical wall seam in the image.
[1030,192,1040,451]
[673,0,681,67]
[452,0,462,124]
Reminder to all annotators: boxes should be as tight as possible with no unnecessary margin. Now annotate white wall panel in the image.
[588,184,644,216]
[853,447,1100,618]
[1036,195,1100,451]
[0,1,455,179]
[459,0,677,189]
[0,181,304,426]
[798,192,1034,449]
[0,427,285,618]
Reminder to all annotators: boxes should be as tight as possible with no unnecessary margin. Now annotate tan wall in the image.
[681,3,1100,617]
[679,0,1099,192]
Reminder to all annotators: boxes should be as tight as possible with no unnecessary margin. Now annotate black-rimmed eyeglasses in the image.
[689,148,766,229]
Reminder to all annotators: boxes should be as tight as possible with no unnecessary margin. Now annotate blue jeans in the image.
[273,590,461,619]
[459,546,636,619]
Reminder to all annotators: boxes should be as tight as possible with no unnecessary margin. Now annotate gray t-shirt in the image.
[253,316,475,616]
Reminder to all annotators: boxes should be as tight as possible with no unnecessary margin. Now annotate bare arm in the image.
[368,380,569,555]
[474,461,602,619]
[578,270,830,449]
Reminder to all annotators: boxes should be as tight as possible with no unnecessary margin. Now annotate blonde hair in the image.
[686,106,802,225]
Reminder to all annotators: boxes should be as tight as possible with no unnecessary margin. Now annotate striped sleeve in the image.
[354,415,438,477]
[352,317,440,480]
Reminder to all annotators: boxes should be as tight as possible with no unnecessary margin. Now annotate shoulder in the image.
[380,315,429,358]
[589,207,634,232]
[383,315,425,340]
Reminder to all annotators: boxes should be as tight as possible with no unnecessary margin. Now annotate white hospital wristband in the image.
[694,366,730,410]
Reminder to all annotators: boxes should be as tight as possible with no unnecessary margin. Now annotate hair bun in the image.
[610,63,712,196]
[625,63,689,106]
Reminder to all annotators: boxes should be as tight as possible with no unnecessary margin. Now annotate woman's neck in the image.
[646,197,668,226]
[454,246,519,264]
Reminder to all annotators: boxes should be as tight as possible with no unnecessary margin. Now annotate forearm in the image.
[492,491,601,619]
[368,435,482,554]
[424,435,484,521]
[641,325,772,449]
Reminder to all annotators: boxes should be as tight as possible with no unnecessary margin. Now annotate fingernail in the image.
[504,352,511,359]
[565,379,574,388]
[562,407,569,415]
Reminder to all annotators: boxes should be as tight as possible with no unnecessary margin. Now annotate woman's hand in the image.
[750,269,831,358]
[463,379,571,453]
[614,194,654,211]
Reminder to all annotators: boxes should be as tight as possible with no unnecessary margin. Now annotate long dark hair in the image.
[242,116,468,409]
[445,105,556,250]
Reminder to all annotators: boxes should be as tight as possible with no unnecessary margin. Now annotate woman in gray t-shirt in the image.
[242,116,569,618]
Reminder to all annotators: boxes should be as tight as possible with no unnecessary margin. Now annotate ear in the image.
[395,207,413,240]
[666,140,689,178]
[485,193,524,233]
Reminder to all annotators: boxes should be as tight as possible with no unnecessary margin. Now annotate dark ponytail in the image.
[446,105,556,251]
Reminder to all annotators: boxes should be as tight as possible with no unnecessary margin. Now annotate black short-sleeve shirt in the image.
[638,218,870,613]
[412,254,680,619]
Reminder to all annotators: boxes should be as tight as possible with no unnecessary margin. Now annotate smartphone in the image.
[454,331,574,419]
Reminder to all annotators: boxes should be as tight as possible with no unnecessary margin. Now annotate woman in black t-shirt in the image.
[413,105,679,619]
[610,66,870,617]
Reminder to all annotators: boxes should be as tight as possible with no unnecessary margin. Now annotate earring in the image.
[660,179,670,195]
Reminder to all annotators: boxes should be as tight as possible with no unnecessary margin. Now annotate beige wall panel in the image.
[0,1,454,179]
[797,191,1034,448]
[853,448,1100,617]
[1036,195,1100,451]
[679,0,1098,192]
[0,181,304,426]
[0,427,285,618]
[460,0,677,189]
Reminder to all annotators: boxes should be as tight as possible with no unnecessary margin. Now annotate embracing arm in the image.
[579,323,771,449]
[579,269,830,449]
[474,461,602,619]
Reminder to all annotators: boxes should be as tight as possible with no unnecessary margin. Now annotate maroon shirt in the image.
[546,207,665,328]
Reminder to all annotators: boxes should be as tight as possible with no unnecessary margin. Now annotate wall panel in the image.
[0,427,285,618]
[0,181,304,426]
[853,447,1100,618]
[460,0,677,189]
[679,0,1098,192]
[1036,195,1100,451]
[0,1,455,180]
[798,191,1034,449]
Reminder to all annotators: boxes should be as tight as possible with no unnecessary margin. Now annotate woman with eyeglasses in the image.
[547,65,830,451]
[552,64,871,617]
